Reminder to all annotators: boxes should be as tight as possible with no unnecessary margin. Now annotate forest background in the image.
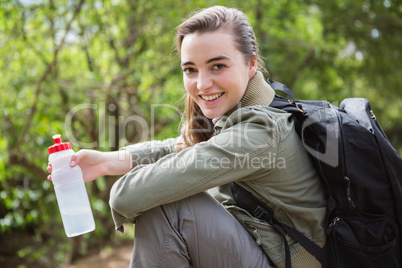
[1,0,401,267]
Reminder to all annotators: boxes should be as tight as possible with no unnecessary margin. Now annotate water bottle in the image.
[48,134,95,237]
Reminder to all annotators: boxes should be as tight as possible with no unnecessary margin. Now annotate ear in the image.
[248,54,258,79]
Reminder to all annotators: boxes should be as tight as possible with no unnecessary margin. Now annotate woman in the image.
[48,6,326,268]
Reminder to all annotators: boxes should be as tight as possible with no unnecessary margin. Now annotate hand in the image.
[47,149,132,182]
[47,149,108,182]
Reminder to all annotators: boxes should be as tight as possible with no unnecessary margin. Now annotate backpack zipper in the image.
[336,112,356,210]
[326,216,340,235]
[370,109,390,141]
[345,176,357,209]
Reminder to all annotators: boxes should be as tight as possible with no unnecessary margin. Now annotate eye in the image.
[183,68,196,74]
[212,64,226,71]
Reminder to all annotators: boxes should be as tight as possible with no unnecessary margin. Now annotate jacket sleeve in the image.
[121,137,181,166]
[109,107,286,231]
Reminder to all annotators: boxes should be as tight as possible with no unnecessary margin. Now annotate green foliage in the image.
[1,0,401,266]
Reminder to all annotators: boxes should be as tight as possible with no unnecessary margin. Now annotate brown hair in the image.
[175,6,262,151]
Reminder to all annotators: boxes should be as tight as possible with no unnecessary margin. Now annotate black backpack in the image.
[231,79,402,268]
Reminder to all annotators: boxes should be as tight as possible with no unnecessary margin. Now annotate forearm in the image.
[122,137,181,167]
[97,137,177,177]
[102,150,132,176]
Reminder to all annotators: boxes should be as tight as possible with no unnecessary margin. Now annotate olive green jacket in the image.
[109,72,326,268]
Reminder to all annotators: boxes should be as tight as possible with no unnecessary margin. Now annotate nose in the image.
[197,71,213,92]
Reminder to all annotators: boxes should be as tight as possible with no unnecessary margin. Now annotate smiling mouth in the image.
[200,92,224,101]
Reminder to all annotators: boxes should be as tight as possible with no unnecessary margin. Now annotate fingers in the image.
[70,154,78,167]
[47,163,52,173]
[47,164,52,181]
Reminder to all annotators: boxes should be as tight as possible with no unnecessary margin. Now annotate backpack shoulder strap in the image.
[268,78,296,102]
[230,182,328,267]
[268,79,306,115]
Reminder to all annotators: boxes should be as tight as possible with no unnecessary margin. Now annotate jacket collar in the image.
[214,71,275,128]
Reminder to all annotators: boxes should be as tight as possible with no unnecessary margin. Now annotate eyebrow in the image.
[181,55,230,66]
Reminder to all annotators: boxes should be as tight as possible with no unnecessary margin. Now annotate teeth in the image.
[201,93,223,101]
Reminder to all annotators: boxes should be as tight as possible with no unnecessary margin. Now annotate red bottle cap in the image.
[48,134,72,154]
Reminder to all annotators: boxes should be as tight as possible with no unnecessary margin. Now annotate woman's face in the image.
[180,29,257,119]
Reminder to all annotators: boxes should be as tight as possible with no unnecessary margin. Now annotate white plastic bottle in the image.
[48,134,95,237]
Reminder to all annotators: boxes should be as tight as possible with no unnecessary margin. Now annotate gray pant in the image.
[130,192,273,268]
